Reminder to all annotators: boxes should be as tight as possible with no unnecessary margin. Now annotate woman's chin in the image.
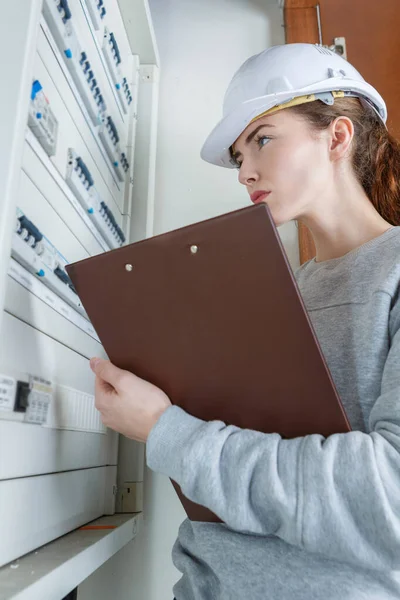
[267,201,293,228]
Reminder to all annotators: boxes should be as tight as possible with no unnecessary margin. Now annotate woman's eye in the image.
[256,136,272,149]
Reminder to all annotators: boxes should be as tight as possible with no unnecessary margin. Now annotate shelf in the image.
[0,513,142,600]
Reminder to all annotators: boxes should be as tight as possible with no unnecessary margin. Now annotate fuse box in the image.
[86,0,107,31]
[66,149,125,248]
[0,0,158,575]
[12,208,87,316]
[28,79,58,156]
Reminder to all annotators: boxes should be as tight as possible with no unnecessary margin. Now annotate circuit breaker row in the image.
[1,0,139,424]
[12,208,86,315]
[28,78,126,249]
[7,0,140,360]
[0,372,105,433]
[41,0,132,179]
[27,0,137,250]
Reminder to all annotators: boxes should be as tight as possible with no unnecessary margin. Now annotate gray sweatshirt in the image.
[147,226,400,600]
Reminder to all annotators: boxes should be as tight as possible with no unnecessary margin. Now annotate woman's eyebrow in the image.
[233,123,275,158]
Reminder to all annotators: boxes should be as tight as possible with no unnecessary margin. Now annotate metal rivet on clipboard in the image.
[125,264,133,271]
[190,245,198,254]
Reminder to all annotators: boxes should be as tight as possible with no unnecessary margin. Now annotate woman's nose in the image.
[238,161,259,186]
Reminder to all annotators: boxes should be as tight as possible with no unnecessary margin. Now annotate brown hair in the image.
[287,97,400,226]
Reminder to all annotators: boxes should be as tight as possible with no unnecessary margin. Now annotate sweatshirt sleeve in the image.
[146,296,400,572]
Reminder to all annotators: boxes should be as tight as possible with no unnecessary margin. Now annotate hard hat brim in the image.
[200,77,387,168]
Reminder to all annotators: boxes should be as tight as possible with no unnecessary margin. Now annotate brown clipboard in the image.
[66,203,351,523]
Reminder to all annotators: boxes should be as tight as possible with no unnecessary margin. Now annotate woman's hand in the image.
[90,357,172,442]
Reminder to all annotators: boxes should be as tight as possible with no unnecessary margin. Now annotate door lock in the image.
[326,37,347,60]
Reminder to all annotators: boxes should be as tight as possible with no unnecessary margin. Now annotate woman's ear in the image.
[329,116,354,161]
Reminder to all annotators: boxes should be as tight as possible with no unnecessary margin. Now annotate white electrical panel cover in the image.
[0,0,158,571]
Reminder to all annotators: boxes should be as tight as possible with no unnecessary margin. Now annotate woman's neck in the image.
[299,183,393,263]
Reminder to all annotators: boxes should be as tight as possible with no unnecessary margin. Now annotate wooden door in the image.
[284,0,400,264]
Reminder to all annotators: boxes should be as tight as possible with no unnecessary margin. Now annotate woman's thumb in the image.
[90,358,118,385]
[90,357,102,372]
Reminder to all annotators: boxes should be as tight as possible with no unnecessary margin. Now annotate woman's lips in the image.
[251,191,271,204]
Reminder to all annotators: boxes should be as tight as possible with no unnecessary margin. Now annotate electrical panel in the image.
[0,0,158,572]
[86,0,107,30]
[12,375,52,425]
[98,114,127,180]
[0,374,17,413]
[41,0,79,60]
[66,148,125,248]
[0,365,105,434]
[28,79,59,156]
[12,207,87,316]
[102,26,133,114]
[67,47,107,125]
[42,0,107,126]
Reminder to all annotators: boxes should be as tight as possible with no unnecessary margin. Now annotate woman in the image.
[90,44,400,599]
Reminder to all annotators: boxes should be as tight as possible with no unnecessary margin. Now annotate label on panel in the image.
[0,375,17,412]
[24,376,53,425]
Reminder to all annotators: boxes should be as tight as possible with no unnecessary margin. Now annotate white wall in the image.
[150,0,299,264]
[79,2,298,599]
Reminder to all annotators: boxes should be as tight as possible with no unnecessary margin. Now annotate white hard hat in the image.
[200,43,387,168]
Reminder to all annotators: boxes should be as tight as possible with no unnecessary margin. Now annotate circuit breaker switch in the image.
[14,381,30,413]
